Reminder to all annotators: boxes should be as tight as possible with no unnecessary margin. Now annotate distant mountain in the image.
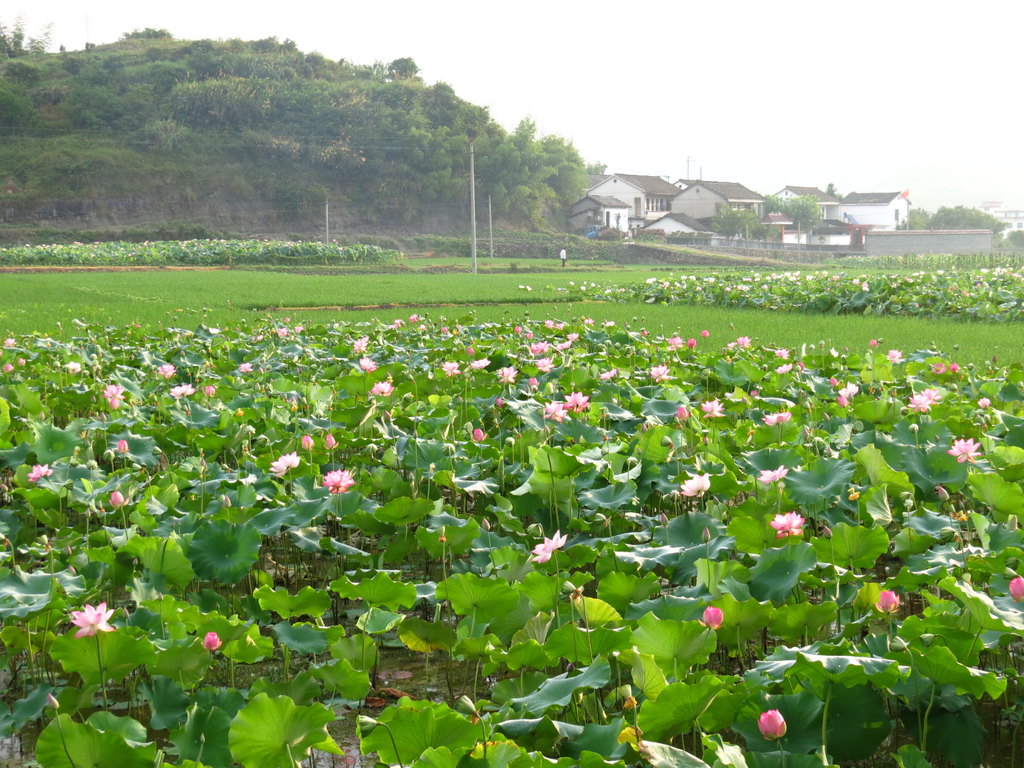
[0,31,586,236]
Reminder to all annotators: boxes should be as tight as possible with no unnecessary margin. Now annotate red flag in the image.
[900,189,910,199]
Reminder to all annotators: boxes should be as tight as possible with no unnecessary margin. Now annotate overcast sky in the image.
[9,0,1020,211]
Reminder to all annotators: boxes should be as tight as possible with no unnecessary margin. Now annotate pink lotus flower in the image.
[875,590,900,613]
[323,469,355,494]
[886,349,904,364]
[66,362,82,374]
[735,336,752,349]
[599,368,618,381]
[116,439,130,454]
[441,362,461,377]
[650,365,671,383]
[1010,576,1024,602]
[869,339,879,348]
[325,434,338,450]
[528,377,539,388]
[583,318,594,326]
[701,399,724,418]
[3,363,12,373]
[370,381,394,397]
[536,357,555,373]
[680,473,712,497]
[359,357,378,373]
[687,338,697,348]
[838,383,859,399]
[470,358,490,370]
[775,348,790,359]
[667,336,684,351]
[472,428,486,442]
[565,392,590,413]
[157,364,176,379]
[759,467,789,484]
[700,329,710,338]
[276,327,289,338]
[530,530,568,563]
[202,632,222,651]
[2,338,13,347]
[301,435,315,451]
[497,367,518,384]
[352,336,369,353]
[908,389,942,413]
[758,710,787,740]
[701,606,723,630]
[932,362,947,375]
[28,464,53,483]
[676,406,690,420]
[544,401,569,423]
[763,411,792,426]
[169,383,195,399]
[770,511,805,538]
[775,364,793,375]
[947,438,982,463]
[104,384,125,409]
[203,385,216,397]
[529,342,551,356]
[70,603,116,638]
[110,491,126,508]
[270,452,300,477]
[978,398,991,409]
[237,362,254,373]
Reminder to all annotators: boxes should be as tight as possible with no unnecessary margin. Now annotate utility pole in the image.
[686,156,694,180]
[469,142,478,274]
[488,195,494,258]
[324,200,329,244]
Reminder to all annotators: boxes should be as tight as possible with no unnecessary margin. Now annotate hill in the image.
[0,29,587,240]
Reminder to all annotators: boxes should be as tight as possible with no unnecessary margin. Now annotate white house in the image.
[774,186,841,221]
[978,202,1024,233]
[642,212,712,235]
[841,191,910,230]
[587,174,682,227]
[567,195,631,233]
[672,180,765,219]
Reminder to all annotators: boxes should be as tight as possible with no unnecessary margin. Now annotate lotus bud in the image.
[1010,576,1024,602]
[758,710,787,740]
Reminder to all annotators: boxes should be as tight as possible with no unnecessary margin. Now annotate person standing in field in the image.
[559,248,567,267]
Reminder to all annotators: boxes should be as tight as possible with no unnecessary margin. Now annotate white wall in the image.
[841,198,909,229]
[588,177,644,218]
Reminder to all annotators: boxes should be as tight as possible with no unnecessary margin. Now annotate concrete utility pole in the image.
[686,156,694,179]
[324,200,329,244]
[470,142,478,274]
[488,195,494,258]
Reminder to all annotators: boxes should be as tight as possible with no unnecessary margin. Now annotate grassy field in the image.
[4,266,1022,367]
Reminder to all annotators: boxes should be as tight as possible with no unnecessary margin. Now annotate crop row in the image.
[0,317,1023,767]
[0,239,400,267]
[559,268,1024,321]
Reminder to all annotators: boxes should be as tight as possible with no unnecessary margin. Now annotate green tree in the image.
[908,208,931,230]
[1004,230,1024,249]
[386,57,419,81]
[825,182,840,199]
[764,194,822,232]
[585,161,607,174]
[711,207,765,238]
[929,205,1005,233]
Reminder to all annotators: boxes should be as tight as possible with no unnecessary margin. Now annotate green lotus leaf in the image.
[254,584,331,618]
[51,629,157,685]
[510,660,611,713]
[855,444,914,496]
[813,522,890,570]
[435,572,518,619]
[228,693,340,768]
[309,658,371,701]
[273,621,328,654]
[638,675,732,742]
[108,431,161,467]
[748,543,817,603]
[139,676,189,730]
[398,616,457,653]
[35,714,155,768]
[784,458,854,505]
[355,606,404,635]
[329,571,417,610]
[631,614,716,679]
[221,624,274,664]
[186,519,261,584]
[171,705,233,768]
[359,698,477,766]
[31,422,82,464]
[766,602,839,645]
[967,472,1024,522]
[734,689,823,755]
[637,739,712,768]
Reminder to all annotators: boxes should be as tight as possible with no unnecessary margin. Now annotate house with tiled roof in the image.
[568,195,631,234]
[841,191,909,230]
[586,173,681,227]
[671,180,765,220]
[642,211,712,235]
[774,186,841,220]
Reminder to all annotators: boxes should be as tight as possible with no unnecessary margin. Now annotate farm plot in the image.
[1,315,1023,767]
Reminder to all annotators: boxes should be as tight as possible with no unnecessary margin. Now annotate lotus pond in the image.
[1,315,1024,768]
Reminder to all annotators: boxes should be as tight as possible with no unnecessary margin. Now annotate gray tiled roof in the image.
[587,195,631,208]
[842,192,901,205]
[648,212,713,232]
[685,180,764,202]
[612,174,683,196]
[780,186,840,203]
